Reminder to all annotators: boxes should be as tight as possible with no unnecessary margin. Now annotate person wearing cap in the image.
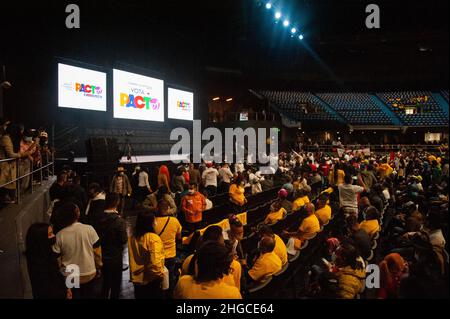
[109,166,132,215]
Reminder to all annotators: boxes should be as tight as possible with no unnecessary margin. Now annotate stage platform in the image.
[67,153,191,164]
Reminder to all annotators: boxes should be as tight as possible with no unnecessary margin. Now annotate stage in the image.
[68,153,191,164]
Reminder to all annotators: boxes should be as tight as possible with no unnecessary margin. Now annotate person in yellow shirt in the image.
[128,210,165,299]
[264,201,287,225]
[378,159,393,180]
[153,200,182,295]
[283,203,320,250]
[180,225,242,290]
[329,163,345,186]
[428,154,437,163]
[229,176,247,213]
[315,193,332,226]
[257,225,288,266]
[359,206,380,239]
[292,188,310,211]
[247,236,282,283]
[174,241,242,299]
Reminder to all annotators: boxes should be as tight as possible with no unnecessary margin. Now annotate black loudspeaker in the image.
[85,137,122,164]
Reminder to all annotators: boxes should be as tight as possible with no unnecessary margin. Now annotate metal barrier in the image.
[0,153,55,205]
[302,144,446,154]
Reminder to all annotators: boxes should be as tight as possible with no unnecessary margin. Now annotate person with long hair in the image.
[174,241,242,299]
[25,223,70,299]
[128,210,165,299]
[0,122,32,203]
[332,241,366,299]
[143,185,177,215]
[158,165,171,193]
[378,253,409,299]
[329,162,345,186]
[181,225,242,290]
[154,200,182,295]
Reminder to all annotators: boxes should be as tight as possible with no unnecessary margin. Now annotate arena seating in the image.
[316,93,394,125]
[442,90,449,103]
[258,91,341,122]
[258,90,448,127]
[376,91,448,126]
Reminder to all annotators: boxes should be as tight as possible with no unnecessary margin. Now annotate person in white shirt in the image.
[248,168,263,195]
[235,162,245,175]
[338,174,366,217]
[52,202,101,299]
[218,163,234,193]
[202,189,214,210]
[136,167,152,203]
[202,162,219,196]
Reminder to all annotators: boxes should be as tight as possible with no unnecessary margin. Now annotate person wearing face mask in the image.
[181,182,206,233]
[25,223,71,299]
[109,166,132,215]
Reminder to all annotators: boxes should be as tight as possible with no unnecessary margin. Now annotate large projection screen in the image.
[58,63,107,111]
[168,87,194,121]
[113,69,164,122]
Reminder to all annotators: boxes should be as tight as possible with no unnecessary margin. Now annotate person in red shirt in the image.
[320,160,330,179]
[309,160,317,172]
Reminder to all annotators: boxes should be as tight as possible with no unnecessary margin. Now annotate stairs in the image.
[432,92,449,118]
[369,94,403,126]
[312,94,346,124]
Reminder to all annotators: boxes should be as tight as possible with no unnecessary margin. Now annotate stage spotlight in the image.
[283,20,290,27]
[275,11,282,19]
[265,2,272,9]
[299,34,304,40]
[291,27,297,34]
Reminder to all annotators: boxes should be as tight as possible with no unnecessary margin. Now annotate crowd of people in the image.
[24,144,449,299]
[0,118,52,205]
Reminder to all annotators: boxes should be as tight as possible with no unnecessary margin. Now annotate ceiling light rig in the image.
[263,2,305,42]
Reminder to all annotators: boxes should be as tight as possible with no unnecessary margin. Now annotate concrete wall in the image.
[0,177,54,298]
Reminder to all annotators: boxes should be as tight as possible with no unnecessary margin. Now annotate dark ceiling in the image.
[0,0,448,123]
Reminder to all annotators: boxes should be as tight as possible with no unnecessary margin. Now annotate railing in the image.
[301,144,446,153]
[0,153,55,205]
[209,112,278,123]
